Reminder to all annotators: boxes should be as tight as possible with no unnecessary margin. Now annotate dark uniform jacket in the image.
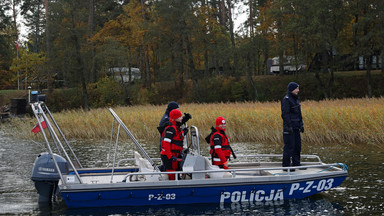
[281,92,303,132]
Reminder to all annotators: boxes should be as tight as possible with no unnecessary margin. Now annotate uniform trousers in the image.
[282,129,301,167]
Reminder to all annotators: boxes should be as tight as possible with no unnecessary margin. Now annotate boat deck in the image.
[75,161,342,185]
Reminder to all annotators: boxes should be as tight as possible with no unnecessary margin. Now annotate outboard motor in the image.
[31,152,69,204]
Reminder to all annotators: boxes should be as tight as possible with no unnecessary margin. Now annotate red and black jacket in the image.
[160,121,184,159]
[208,127,231,164]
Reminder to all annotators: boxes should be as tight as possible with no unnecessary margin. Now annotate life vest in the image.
[209,130,231,161]
[160,123,184,158]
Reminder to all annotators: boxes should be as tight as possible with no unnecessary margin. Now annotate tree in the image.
[44,0,50,58]
[152,0,193,92]
[261,0,351,98]
[379,2,384,74]
[338,0,383,98]
[226,0,238,78]
[47,0,91,109]
[21,0,45,53]
[10,47,47,90]
[0,0,16,89]
[287,0,349,98]
[10,0,22,41]
[92,0,147,81]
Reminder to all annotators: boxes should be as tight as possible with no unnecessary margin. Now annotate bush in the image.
[46,88,82,111]
[87,76,125,108]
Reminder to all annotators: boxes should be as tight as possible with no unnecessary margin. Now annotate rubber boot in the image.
[167,169,176,180]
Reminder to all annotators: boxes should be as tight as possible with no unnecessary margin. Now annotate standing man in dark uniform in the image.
[157,101,191,151]
[158,101,180,130]
[281,82,304,169]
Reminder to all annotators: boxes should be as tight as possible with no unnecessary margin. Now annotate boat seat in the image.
[131,151,167,182]
[203,157,232,179]
[134,151,152,172]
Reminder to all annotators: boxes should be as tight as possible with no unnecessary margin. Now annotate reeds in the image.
[2,97,384,148]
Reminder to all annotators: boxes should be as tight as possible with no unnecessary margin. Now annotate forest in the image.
[0,0,383,108]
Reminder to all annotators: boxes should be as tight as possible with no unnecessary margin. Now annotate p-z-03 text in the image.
[148,193,176,201]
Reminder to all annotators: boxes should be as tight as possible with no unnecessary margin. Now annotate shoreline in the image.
[1,97,383,147]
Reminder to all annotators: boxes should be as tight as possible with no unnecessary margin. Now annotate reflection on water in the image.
[0,130,383,215]
[0,131,42,215]
[55,197,343,216]
[318,146,384,215]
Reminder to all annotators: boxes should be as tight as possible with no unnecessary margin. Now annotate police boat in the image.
[30,99,348,208]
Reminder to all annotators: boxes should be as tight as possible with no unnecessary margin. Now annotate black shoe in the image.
[294,165,307,170]
[283,168,295,172]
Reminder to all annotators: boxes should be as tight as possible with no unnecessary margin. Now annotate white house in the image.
[108,67,141,82]
[268,56,306,74]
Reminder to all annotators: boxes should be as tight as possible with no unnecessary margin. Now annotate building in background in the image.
[108,67,141,83]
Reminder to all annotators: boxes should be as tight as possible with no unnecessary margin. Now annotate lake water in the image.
[0,130,383,215]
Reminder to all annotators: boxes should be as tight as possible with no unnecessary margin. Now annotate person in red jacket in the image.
[206,116,235,169]
[160,109,185,180]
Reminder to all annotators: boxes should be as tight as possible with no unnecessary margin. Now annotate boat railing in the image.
[122,163,348,182]
[116,158,162,167]
[233,154,323,164]
[107,108,162,182]
[31,102,83,185]
[116,153,323,170]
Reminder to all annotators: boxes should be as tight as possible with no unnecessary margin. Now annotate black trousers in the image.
[161,154,182,171]
[282,129,301,167]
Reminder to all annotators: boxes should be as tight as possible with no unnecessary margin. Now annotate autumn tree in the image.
[286,0,349,98]
[152,0,199,89]
[258,0,351,98]
[47,0,91,109]
[92,0,148,82]
[10,48,47,90]
[346,0,383,97]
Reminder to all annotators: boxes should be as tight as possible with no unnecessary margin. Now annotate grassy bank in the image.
[1,97,383,148]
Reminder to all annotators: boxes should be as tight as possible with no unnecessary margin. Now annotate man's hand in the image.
[181,113,192,124]
[285,127,293,134]
[223,161,229,169]
[171,156,182,162]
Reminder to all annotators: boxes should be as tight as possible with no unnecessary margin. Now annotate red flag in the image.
[31,117,47,134]
[16,42,19,50]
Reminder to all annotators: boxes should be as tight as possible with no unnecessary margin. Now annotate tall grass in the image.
[2,97,384,148]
